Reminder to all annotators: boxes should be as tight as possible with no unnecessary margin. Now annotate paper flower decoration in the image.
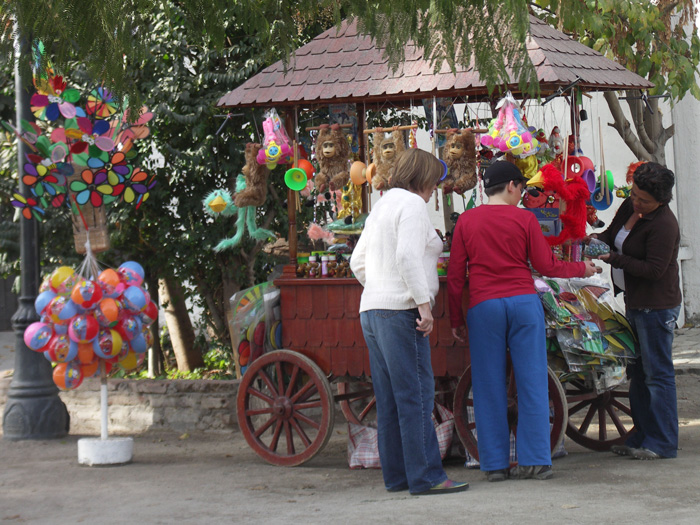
[12,193,45,221]
[30,76,81,121]
[86,88,120,119]
[63,117,115,153]
[69,168,114,206]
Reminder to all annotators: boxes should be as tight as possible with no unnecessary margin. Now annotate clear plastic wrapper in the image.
[584,238,611,258]
[536,274,637,392]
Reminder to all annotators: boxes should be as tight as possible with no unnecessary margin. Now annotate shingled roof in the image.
[218,15,653,109]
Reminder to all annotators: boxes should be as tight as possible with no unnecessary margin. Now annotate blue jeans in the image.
[467,294,551,471]
[625,305,681,457]
[360,309,447,494]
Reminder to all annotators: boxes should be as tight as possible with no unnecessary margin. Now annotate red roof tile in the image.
[218,16,653,109]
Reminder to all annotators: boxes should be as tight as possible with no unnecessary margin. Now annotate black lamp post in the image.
[2,36,69,439]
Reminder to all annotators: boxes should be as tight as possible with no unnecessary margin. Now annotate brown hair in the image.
[389,149,443,194]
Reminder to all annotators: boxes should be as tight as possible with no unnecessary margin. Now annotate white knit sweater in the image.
[350,188,443,312]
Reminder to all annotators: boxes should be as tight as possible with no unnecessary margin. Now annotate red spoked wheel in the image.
[237,350,335,466]
[453,364,567,462]
[336,381,376,426]
[564,378,635,451]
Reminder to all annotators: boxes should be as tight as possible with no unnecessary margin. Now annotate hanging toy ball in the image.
[68,314,100,343]
[44,333,77,362]
[35,290,57,316]
[123,285,148,313]
[49,266,77,295]
[94,328,123,359]
[95,298,120,328]
[47,295,79,324]
[98,268,124,298]
[118,261,145,287]
[53,361,84,390]
[70,279,103,310]
[23,321,54,351]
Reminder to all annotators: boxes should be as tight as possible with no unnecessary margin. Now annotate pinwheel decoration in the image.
[23,161,69,209]
[87,151,130,186]
[11,193,46,221]
[86,87,120,119]
[123,168,156,209]
[30,75,82,121]
[63,117,115,154]
[69,168,116,207]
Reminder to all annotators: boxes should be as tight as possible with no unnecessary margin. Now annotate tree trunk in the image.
[159,276,203,371]
[603,90,673,166]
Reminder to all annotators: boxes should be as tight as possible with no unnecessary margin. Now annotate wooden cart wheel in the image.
[564,378,635,451]
[337,381,376,426]
[453,364,567,462]
[237,349,335,466]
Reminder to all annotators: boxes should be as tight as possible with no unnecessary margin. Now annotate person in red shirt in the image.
[448,160,599,482]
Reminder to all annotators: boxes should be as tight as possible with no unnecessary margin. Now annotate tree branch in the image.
[603,91,652,161]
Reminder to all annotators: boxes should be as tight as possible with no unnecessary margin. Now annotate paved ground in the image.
[2,329,700,523]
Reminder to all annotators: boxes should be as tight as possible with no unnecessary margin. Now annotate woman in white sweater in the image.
[350,149,468,496]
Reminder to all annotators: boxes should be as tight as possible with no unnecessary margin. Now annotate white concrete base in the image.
[78,437,134,466]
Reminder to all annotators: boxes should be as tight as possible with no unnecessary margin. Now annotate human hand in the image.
[598,253,611,262]
[416,303,434,337]
[583,260,603,277]
[452,325,467,343]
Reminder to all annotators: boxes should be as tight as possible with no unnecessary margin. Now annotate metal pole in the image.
[3,26,69,440]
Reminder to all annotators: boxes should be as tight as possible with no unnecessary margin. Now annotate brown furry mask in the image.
[372,129,405,191]
[441,129,477,194]
[235,142,269,208]
[314,124,350,193]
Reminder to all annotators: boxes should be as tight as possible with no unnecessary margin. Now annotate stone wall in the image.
[0,378,240,435]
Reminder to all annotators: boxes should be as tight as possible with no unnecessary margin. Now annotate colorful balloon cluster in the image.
[480,92,541,158]
[23,261,158,390]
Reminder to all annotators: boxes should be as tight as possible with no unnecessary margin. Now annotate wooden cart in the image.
[236,272,634,466]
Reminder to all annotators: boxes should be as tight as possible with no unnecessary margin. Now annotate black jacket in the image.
[597,198,681,310]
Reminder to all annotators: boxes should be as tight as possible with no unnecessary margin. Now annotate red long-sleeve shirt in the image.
[447,205,585,328]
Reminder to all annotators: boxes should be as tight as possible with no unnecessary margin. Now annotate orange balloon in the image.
[97,298,120,326]
[81,358,100,378]
[350,161,367,186]
[297,159,315,180]
[77,341,96,364]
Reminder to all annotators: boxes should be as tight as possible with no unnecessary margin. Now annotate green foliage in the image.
[534,0,700,103]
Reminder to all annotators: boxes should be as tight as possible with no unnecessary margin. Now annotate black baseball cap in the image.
[483,161,525,188]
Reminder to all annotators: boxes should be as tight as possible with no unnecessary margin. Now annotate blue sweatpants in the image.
[467,294,551,471]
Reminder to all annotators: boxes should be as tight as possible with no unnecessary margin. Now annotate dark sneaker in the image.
[486,469,509,482]
[611,444,635,457]
[631,448,661,460]
[413,479,469,495]
[510,465,553,480]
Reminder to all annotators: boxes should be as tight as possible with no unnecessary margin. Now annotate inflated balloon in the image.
[130,333,147,354]
[49,266,77,295]
[98,268,124,298]
[35,290,57,316]
[118,348,144,370]
[23,322,54,351]
[118,261,145,287]
[117,315,142,341]
[81,358,100,378]
[53,361,84,390]
[68,314,99,343]
[47,295,79,324]
[123,285,147,313]
[95,298,120,327]
[76,340,98,364]
[94,329,122,359]
[45,333,77,362]
[70,279,103,309]
[140,301,158,326]
[39,278,51,294]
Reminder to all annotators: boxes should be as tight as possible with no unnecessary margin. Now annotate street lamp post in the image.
[2,36,69,440]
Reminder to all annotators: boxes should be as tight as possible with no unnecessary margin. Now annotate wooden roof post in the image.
[284,108,298,265]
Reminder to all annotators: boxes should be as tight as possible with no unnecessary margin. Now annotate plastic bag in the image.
[229,282,275,376]
[256,108,293,168]
[584,238,611,258]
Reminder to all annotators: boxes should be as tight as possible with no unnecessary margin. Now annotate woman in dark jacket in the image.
[594,162,681,460]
